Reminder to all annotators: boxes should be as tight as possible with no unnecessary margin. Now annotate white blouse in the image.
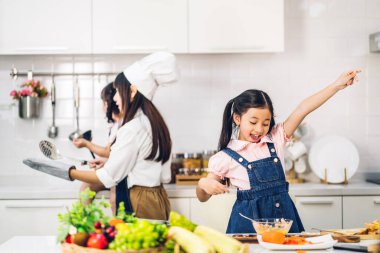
[96,110,172,188]
[108,121,119,143]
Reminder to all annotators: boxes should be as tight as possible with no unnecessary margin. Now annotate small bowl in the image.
[252,218,293,235]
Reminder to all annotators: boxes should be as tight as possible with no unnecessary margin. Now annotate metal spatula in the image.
[39,140,87,165]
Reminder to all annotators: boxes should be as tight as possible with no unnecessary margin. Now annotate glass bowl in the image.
[252,218,293,235]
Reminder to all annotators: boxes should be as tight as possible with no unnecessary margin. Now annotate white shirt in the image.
[96,110,172,188]
[108,121,119,143]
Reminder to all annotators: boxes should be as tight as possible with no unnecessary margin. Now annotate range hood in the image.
[369,32,380,53]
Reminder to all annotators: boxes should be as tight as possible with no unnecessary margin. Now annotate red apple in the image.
[86,233,108,249]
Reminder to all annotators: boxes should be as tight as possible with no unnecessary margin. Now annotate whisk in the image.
[39,140,87,165]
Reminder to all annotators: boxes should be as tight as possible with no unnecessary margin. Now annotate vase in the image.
[19,96,41,119]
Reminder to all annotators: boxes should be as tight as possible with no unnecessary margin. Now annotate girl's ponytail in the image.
[218,99,235,151]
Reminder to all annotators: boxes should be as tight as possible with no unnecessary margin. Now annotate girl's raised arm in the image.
[284,69,361,138]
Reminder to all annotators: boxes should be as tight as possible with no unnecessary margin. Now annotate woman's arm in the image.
[70,169,103,185]
[196,173,229,202]
[73,138,111,158]
[284,69,361,138]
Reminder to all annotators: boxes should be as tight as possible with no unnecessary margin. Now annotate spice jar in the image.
[202,150,217,169]
[170,153,184,183]
[183,153,202,175]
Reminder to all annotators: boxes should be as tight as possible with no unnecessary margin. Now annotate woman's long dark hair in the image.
[101,82,120,123]
[114,73,171,164]
[218,89,275,150]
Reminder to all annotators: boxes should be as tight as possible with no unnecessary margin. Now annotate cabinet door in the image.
[189,0,284,53]
[190,194,236,233]
[0,199,75,244]
[0,0,92,54]
[343,196,380,228]
[169,198,191,219]
[295,197,342,231]
[93,0,187,54]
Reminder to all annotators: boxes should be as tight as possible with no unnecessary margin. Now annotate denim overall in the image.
[116,177,134,215]
[224,142,304,234]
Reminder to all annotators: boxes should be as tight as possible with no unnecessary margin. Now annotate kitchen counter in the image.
[0,176,379,199]
[1,236,379,253]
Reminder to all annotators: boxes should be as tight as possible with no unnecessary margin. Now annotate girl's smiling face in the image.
[233,107,272,143]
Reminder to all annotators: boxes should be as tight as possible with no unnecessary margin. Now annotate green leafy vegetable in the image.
[169,211,197,232]
[57,188,110,242]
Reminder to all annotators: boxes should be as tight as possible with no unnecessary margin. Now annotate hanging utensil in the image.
[48,76,58,138]
[81,129,96,159]
[69,76,81,141]
[39,140,87,165]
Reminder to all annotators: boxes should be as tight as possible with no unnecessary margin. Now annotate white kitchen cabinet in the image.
[92,0,188,54]
[295,196,342,231]
[188,0,284,53]
[169,198,191,219]
[0,199,76,244]
[0,0,92,54]
[190,194,236,233]
[343,196,380,229]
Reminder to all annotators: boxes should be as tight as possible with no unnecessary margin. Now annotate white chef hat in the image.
[123,52,179,100]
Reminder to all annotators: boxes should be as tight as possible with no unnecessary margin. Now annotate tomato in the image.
[65,235,73,244]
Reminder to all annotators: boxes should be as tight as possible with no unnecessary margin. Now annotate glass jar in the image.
[170,153,184,183]
[183,152,202,175]
[202,150,217,169]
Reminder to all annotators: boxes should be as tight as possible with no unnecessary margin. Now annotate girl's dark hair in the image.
[113,73,172,164]
[218,89,275,150]
[101,82,120,123]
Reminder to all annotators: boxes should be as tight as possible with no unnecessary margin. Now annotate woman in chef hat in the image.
[25,52,178,220]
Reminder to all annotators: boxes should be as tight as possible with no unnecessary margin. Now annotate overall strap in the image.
[267,142,278,158]
[222,148,250,168]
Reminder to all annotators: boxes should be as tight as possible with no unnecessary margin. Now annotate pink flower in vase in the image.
[20,88,31,96]
[10,90,18,97]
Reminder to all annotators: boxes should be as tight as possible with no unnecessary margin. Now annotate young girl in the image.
[72,82,121,214]
[196,69,361,233]
[73,82,121,158]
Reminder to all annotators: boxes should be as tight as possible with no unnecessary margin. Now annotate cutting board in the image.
[320,228,380,240]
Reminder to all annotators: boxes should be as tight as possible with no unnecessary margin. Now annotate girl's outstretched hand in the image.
[333,68,361,90]
[198,177,230,195]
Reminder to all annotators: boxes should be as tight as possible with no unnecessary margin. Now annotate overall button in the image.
[238,157,243,163]
[275,202,280,208]
[271,148,275,153]
[273,158,278,163]
[248,164,252,169]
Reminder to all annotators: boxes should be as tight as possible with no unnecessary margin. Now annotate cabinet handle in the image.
[374,199,380,204]
[298,199,334,205]
[207,46,266,51]
[15,47,69,52]
[113,46,167,52]
[5,204,66,209]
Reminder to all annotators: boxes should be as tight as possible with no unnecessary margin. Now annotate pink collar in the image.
[227,135,273,151]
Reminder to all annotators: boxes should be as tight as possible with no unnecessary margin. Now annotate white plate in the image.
[308,135,359,183]
[258,234,337,250]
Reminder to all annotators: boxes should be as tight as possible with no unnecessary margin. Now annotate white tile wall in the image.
[0,0,379,181]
